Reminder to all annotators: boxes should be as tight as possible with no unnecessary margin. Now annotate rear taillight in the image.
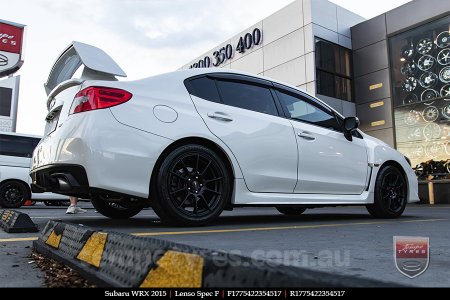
[70,86,132,114]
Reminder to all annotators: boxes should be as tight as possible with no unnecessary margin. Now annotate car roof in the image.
[173,68,340,116]
[0,132,42,139]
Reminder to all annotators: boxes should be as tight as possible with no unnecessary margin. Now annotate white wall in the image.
[181,0,365,115]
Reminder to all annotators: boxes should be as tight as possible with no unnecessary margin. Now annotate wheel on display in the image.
[435,31,450,48]
[366,165,407,218]
[0,181,30,208]
[439,66,450,83]
[423,123,441,141]
[445,141,450,156]
[91,194,144,219]
[412,145,424,158]
[441,84,450,98]
[442,103,450,119]
[401,61,417,76]
[419,72,438,88]
[425,142,443,159]
[402,77,418,92]
[407,127,422,141]
[417,38,433,55]
[437,48,450,65]
[400,44,415,60]
[402,93,418,105]
[421,89,439,101]
[422,106,439,122]
[151,144,231,226]
[404,110,421,125]
[276,207,307,216]
[417,55,436,71]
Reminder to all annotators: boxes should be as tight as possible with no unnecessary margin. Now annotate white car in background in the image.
[0,132,69,208]
[30,42,419,225]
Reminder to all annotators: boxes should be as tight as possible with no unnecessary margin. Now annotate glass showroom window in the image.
[389,15,450,169]
[315,38,353,102]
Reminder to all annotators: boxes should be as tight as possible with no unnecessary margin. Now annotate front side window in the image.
[315,38,353,102]
[276,90,342,131]
[215,80,278,116]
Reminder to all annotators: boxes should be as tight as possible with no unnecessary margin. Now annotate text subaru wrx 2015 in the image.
[30,42,419,226]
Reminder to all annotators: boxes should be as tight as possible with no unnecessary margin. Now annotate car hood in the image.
[44,41,127,96]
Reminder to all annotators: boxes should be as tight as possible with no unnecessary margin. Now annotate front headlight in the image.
[404,155,411,166]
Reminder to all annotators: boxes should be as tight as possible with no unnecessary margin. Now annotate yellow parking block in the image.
[140,250,203,288]
[45,230,62,249]
[76,232,108,268]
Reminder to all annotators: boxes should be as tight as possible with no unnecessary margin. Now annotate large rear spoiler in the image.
[44,41,126,96]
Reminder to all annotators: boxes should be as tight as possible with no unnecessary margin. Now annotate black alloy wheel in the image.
[276,207,307,216]
[366,165,408,218]
[152,144,231,226]
[0,181,30,208]
[91,194,144,219]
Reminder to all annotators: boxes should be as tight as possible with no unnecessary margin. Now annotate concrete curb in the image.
[34,220,401,287]
[0,209,38,233]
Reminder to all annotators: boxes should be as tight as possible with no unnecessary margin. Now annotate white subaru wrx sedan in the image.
[31,42,419,226]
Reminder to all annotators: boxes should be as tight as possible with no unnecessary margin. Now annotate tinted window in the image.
[0,87,13,116]
[315,38,353,102]
[0,135,41,158]
[276,90,342,131]
[215,80,278,116]
[187,77,221,103]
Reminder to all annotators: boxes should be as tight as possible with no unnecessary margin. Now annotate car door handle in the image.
[207,112,233,122]
[297,131,315,141]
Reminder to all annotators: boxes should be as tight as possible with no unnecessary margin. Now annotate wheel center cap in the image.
[191,181,199,191]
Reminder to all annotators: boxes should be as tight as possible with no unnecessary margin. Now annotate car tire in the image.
[0,181,30,208]
[276,207,307,216]
[91,194,144,219]
[152,144,231,226]
[366,165,408,218]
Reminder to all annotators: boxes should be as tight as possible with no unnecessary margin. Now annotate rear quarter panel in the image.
[97,74,244,179]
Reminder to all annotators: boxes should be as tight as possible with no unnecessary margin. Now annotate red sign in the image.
[394,236,429,278]
[0,22,24,54]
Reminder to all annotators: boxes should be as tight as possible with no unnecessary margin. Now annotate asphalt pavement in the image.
[1,203,449,287]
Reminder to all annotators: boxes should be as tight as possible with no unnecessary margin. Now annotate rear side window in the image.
[0,135,41,158]
[215,80,278,116]
[187,77,221,103]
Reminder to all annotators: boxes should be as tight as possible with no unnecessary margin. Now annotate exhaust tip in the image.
[56,177,71,191]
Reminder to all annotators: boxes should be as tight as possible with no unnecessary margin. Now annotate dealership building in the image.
[182,0,450,167]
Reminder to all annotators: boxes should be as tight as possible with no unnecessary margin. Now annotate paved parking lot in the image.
[1,203,449,287]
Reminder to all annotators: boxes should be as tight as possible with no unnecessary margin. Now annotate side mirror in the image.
[343,117,359,141]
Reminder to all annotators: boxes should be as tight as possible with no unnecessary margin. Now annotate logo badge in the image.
[0,53,7,66]
[394,236,429,278]
[0,20,25,77]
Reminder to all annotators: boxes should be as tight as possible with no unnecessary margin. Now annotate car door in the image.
[274,87,368,195]
[186,74,298,193]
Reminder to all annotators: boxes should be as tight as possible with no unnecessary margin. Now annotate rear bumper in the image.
[30,164,90,197]
[31,109,173,198]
